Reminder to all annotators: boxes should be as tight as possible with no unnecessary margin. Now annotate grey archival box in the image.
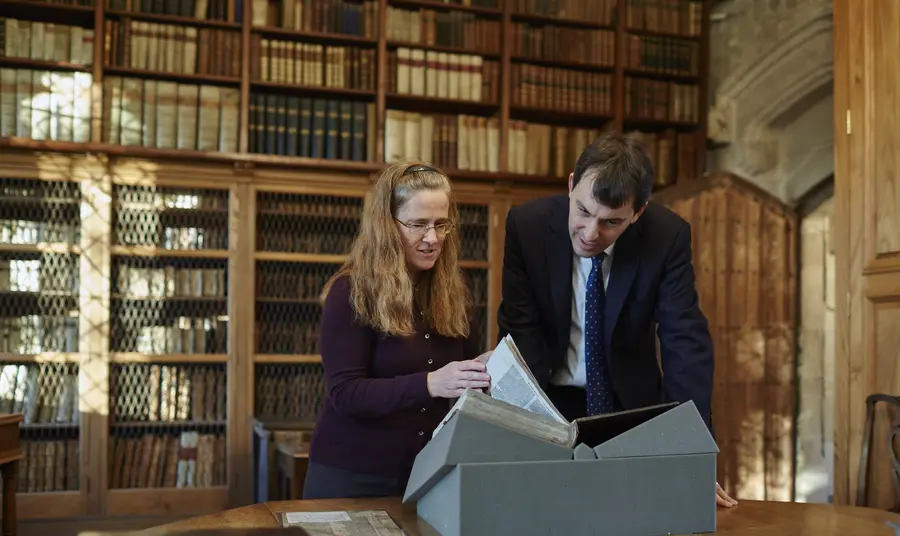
[403,397,719,536]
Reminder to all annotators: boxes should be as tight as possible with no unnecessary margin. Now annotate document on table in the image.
[279,509,407,536]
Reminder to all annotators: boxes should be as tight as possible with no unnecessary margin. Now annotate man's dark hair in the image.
[572,131,654,211]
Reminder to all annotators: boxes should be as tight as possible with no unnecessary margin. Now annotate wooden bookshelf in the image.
[0,0,710,519]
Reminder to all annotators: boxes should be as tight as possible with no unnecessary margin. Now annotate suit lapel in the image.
[546,198,573,350]
[604,220,642,350]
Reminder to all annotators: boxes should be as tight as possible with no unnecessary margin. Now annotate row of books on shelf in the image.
[256,227,353,255]
[0,220,80,246]
[511,0,614,25]
[108,0,239,24]
[256,192,362,217]
[104,19,242,78]
[6,0,703,42]
[19,440,80,494]
[255,364,324,420]
[104,76,241,153]
[384,109,700,181]
[257,264,333,302]
[0,259,79,294]
[115,224,228,250]
[2,262,225,298]
[111,364,226,421]
[385,111,499,173]
[0,69,93,142]
[256,320,318,355]
[510,65,612,113]
[24,0,93,5]
[109,431,226,489]
[624,77,698,124]
[392,47,498,103]
[512,24,615,66]
[116,265,227,299]
[120,316,228,355]
[3,65,701,150]
[250,0,377,37]
[386,7,501,54]
[0,178,80,201]
[0,364,79,423]
[0,316,80,355]
[507,122,602,177]
[116,188,228,211]
[249,95,375,161]
[254,263,489,303]
[253,38,375,90]
[1,18,95,66]
[627,34,699,76]
[627,129,697,188]
[626,0,703,37]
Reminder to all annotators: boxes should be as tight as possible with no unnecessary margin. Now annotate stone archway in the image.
[707,0,833,204]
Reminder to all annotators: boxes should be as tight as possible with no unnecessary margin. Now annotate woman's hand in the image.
[427,360,491,398]
[474,350,492,365]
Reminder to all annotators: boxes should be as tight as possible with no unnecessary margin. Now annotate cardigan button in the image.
[419,431,424,436]
[427,359,433,364]
[425,334,430,339]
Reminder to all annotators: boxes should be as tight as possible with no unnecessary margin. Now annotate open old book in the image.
[432,334,676,449]
[431,334,574,446]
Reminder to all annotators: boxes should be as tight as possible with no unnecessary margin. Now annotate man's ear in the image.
[632,201,649,223]
[568,173,574,194]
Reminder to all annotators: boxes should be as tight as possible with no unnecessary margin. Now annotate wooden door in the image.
[655,172,797,502]
[834,0,900,509]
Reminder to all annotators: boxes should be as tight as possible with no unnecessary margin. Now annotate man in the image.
[496,131,736,507]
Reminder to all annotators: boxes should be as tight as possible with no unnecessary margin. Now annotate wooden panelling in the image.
[871,1,900,260]
[655,172,798,501]
[835,0,900,509]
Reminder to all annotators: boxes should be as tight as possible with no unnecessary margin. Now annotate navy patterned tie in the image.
[585,252,615,416]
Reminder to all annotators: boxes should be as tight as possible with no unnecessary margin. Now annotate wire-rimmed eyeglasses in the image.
[395,219,455,238]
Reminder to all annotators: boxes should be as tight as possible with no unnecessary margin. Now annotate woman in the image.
[302,162,491,499]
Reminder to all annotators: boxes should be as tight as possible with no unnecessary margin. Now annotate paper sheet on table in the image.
[279,509,407,536]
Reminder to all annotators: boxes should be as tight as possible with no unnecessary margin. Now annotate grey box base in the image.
[417,454,717,536]
[408,400,719,536]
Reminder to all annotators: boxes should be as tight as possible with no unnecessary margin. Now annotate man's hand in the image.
[716,482,737,508]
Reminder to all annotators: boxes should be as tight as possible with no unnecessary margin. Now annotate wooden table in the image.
[140,497,900,535]
[0,414,23,536]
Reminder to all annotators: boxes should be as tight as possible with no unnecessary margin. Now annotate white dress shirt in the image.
[550,244,615,388]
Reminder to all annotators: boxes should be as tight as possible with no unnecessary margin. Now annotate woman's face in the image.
[394,189,451,276]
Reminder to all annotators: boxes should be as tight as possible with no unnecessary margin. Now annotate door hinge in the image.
[846,109,851,135]
[846,291,851,318]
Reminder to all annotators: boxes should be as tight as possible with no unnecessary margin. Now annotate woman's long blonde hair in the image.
[321,162,472,338]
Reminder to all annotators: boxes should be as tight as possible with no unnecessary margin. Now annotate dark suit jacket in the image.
[497,194,715,433]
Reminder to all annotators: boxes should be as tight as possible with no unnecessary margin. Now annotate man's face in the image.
[567,173,646,258]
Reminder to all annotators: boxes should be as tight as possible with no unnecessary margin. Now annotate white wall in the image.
[796,197,835,503]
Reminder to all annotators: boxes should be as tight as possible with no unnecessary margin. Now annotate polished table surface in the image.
[140,497,900,535]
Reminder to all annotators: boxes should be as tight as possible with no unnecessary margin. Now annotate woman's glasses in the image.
[395,219,455,238]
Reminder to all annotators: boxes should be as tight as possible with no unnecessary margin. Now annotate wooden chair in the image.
[856,393,900,511]
[0,414,23,536]
[274,435,311,500]
[251,419,314,503]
